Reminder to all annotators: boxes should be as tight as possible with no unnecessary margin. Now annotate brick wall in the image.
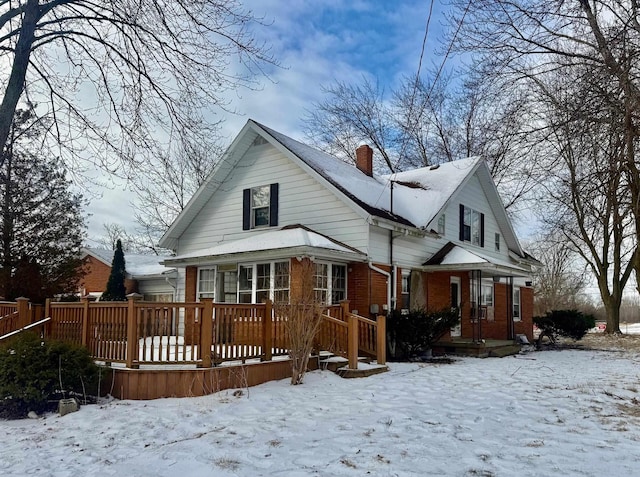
[79,256,138,295]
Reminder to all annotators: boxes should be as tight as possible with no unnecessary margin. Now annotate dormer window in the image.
[459,204,484,247]
[243,183,279,230]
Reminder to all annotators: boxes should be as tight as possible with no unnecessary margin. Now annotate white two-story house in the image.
[159,120,537,342]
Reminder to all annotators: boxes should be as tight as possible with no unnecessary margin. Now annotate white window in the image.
[481,283,493,306]
[461,205,483,246]
[495,233,501,252]
[274,261,290,303]
[197,267,216,300]
[314,262,347,305]
[251,185,270,228]
[401,270,411,310]
[437,214,445,235]
[513,287,521,322]
[239,261,290,303]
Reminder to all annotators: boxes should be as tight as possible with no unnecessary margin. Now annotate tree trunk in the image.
[0,0,39,158]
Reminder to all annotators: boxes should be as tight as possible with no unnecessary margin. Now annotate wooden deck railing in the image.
[2,296,386,370]
[317,300,386,368]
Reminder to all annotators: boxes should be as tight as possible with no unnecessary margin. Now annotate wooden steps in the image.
[318,352,388,378]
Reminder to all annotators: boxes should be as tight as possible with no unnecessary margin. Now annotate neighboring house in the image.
[160,120,538,342]
[79,248,177,301]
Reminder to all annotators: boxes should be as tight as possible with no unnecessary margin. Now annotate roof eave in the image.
[163,245,368,267]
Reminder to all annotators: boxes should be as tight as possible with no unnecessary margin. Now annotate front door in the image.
[450,277,461,337]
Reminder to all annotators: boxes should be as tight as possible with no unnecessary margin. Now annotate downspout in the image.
[389,180,396,311]
[369,261,391,312]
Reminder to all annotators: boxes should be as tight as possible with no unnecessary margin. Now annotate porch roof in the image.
[422,242,532,277]
[162,225,368,266]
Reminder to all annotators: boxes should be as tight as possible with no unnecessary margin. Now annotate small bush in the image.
[534,309,596,347]
[0,333,100,418]
[387,308,460,360]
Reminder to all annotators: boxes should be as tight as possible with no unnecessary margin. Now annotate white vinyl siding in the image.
[442,175,506,261]
[177,144,368,254]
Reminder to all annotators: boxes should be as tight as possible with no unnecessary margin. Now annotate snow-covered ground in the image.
[2,343,640,476]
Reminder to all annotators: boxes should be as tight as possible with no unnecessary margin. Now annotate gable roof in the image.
[81,248,174,278]
[423,242,530,276]
[159,120,524,257]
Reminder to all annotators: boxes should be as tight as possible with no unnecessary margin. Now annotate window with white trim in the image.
[401,270,411,310]
[513,287,521,322]
[251,185,270,228]
[314,262,347,305]
[481,283,493,306]
[495,233,501,252]
[437,214,445,235]
[460,204,484,246]
[274,261,290,303]
[197,267,216,299]
[238,261,290,304]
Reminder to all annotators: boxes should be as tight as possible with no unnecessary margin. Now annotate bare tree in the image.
[0,0,277,178]
[528,234,588,316]
[532,64,635,333]
[303,71,538,211]
[274,259,324,385]
[303,79,398,172]
[448,0,640,295]
[131,136,224,247]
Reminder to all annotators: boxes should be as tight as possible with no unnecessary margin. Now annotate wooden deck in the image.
[1,297,386,400]
[432,339,521,358]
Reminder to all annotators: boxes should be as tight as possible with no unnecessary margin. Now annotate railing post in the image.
[199,298,214,368]
[263,299,273,361]
[81,295,97,347]
[126,293,143,368]
[348,312,358,369]
[340,299,350,322]
[16,297,30,328]
[376,315,386,365]
[44,298,51,339]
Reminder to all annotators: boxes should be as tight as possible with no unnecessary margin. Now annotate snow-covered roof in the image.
[423,242,530,276]
[82,248,176,278]
[160,119,523,257]
[261,122,481,229]
[163,225,366,265]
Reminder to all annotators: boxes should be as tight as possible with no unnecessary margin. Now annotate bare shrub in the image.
[275,260,324,385]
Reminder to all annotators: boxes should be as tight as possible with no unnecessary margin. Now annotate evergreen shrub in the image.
[533,309,596,347]
[387,308,460,360]
[0,333,100,418]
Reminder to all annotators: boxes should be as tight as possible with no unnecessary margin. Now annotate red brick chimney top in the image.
[355,144,373,176]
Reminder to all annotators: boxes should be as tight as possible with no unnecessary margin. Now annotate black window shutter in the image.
[480,213,485,247]
[459,204,465,241]
[269,183,279,226]
[242,188,251,230]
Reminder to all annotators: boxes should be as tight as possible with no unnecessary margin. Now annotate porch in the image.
[0,295,386,400]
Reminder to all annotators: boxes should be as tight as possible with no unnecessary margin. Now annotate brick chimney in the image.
[355,144,373,176]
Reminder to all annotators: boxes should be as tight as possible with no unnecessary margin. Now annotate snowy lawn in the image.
[2,340,640,476]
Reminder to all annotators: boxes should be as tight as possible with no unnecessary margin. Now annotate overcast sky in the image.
[84,0,450,247]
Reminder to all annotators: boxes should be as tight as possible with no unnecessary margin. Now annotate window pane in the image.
[239,266,252,292]
[253,207,269,227]
[274,261,290,304]
[252,186,270,207]
[331,265,346,304]
[314,263,328,289]
[437,215,445,235]
[472,211,480,245]
[257,263,271,290]
[198,268,216,299]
